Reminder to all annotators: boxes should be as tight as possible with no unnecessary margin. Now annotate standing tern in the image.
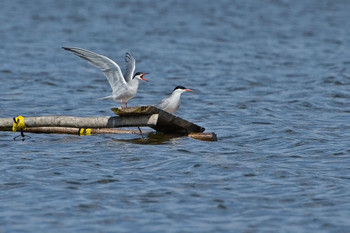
[62,47,148,108]
[156,86,193,114]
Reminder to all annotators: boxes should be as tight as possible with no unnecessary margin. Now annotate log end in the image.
[188,132,217,141]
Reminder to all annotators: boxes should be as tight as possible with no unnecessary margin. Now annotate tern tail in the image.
[100,95,113,100]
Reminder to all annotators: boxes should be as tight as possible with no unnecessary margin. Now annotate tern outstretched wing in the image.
[62,47,127,92]
[124,52,136,83]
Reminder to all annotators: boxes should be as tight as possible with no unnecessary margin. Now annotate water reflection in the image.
[111,132,185,145]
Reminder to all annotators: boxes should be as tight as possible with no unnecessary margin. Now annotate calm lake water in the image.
[1,0,350,232]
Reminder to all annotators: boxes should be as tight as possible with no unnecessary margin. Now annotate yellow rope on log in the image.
[12,116,26,132]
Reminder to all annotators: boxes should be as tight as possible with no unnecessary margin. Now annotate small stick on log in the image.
[137,127,145,139]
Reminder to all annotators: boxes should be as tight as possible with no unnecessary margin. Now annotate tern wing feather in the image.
[62,47,127,92]
[124,52,136,83]
[156,97,169,110]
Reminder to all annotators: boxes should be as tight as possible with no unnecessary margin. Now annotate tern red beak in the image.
[141,73,149,82]
[185,89,193,92]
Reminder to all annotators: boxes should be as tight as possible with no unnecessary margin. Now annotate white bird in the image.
[62,47,148,108]
[156,86,192,114]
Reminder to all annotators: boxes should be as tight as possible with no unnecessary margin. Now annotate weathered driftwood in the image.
[0,115,158,130]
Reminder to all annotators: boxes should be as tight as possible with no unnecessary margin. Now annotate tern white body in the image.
[102,77,142,103]
[156,86,192,114]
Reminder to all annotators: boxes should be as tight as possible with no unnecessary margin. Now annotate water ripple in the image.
[1,0,350,232]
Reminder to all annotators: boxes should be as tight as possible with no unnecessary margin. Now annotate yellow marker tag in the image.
[85,128,91,136]
[79,128,91,136]
[12,116,26,132]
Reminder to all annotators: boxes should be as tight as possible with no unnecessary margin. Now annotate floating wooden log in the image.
[20,127,144,135]
[0,106,217,141]
[0,114,158,130]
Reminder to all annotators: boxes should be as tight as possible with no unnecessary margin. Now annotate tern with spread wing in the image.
[62,47,148,108]
[156,86,192,114]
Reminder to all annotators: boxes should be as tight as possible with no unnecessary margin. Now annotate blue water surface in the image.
[1,0,350,232]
